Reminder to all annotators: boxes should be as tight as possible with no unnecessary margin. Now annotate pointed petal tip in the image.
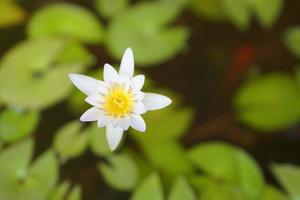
[166,96,172,106]
[125,47,133,52]
[68,73,78,81]
[120,47,134,78]
[106,125,123,151]
[108,144,118,151]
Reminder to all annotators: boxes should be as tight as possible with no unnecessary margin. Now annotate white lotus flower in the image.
[69,48,172,151]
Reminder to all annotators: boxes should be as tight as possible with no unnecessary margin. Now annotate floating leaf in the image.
[107,1,189,66]
[200,179,250,200]
[54,121,89,161]
[221,0,251,30]
[0,0,26,28]
[168,177,197,200]
[233,73,300,131]
[99,153,140,191]
[89,124,111,157]
[295,67,300,87]
[140,141,193,184]
[0,37,94,110]
[188,142,264,199]
[131,173,164,200]
[285,27,300,58]
[95,0,128,19]
[251,0,283,28]
[27,3,103,44]
[191,0,225,21]
[272,164,300,200]
[67,185,81,200]
[22,150,58,200]
[0,139,33,179]
[261,185,287,200]
[131,105,194,144]
[0,108,39,142]
[0,140,59,200]
[49,182,71,200]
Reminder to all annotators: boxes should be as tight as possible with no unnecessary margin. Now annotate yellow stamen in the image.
[104,85,133,117]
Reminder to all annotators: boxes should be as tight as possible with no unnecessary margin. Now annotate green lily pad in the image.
[140,141,193,184]
[272,164,300,200]
[54,121,89,162]
[221,0,251,30]
[296,67,300,87]
[131,173,164,200]
[191,0,225,21]
[285,27,300,58]
[67,185,81,200]
[189,175,252,200]
[49,181,71,200]
[233,73,300,131]
[27,3,103,44]
[0,139,58,200]
[89,124,111,157]
[95,0,129,19]
[0,0,26,28]
[49,182,82,200]
[106,1,189,66]
[261,185,287,200]
[188,142,264,199]
[168,177,197,200]
[251,0,283,28]
[201,180,250,200]
[22,150,58,200]
[0,37,94,110]
[98,153,140,191]
[0,108,39,142]
[131,105,194,144]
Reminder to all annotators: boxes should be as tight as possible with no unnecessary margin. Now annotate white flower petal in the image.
[133,91,145,101]
[69,73,107,96]
[132,101,147,114]
[85,94,105,107]
[130,114,146,132]
[131,75,145,91]
[119,74,131,91]
[97,114,108,128]
[119,48,134,78]
[119,117,130,130]
[111,117,121,127]
[142,93,172,111]
[104,64,119,83]
[80,107,102,122]
[106,125,124,151]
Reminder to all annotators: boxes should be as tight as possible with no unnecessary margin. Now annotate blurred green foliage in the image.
[106,1,189,66]
[99,153,140,191]
[0,0,26,28]
[53,121,90,162]
[49,181,82,200]
[272,164,300,200]
[0,37,94,110]
[0,108,39,142]
[234,73,300,131]
[95,0,129,19]
[0,139,58,200]
[191,0,283,29]
[27,3,104,44]
[0,0,299,199]
[285,27,300,58]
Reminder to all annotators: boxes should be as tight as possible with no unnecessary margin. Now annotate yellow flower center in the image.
[104,85,133,117]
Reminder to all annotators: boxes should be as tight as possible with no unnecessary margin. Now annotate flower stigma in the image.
[104,85,133,117]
